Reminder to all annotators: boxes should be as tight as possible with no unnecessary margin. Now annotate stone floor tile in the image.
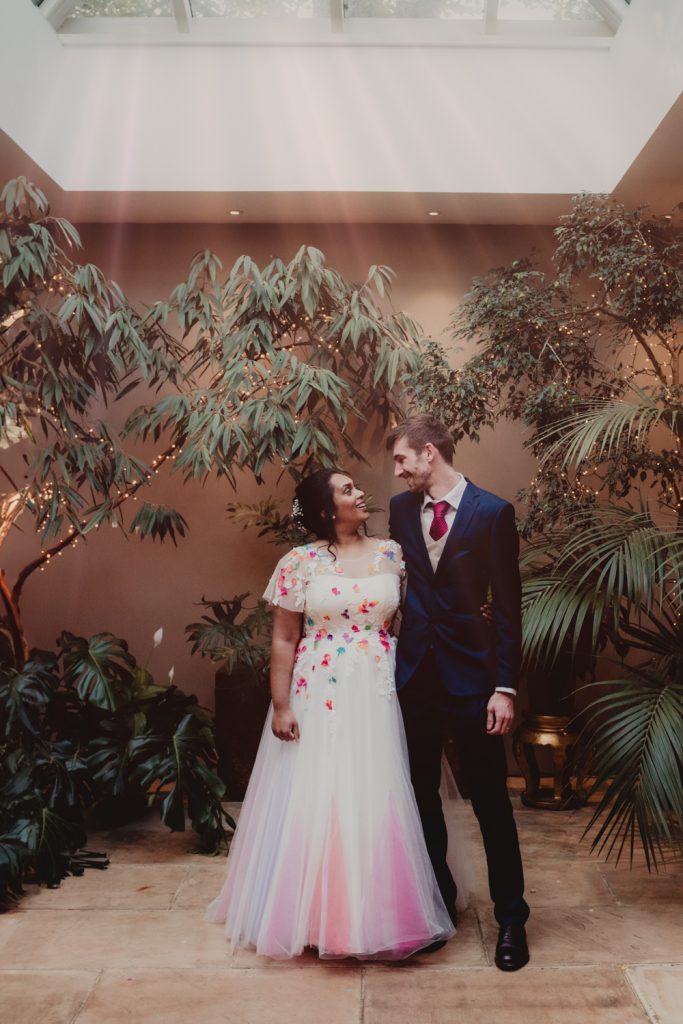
[85,826,204,864]
[600,860,683,904]
[0,970,98,1024]
[19,865,190,911]
[173,862,230,909]
[75,967,362,1024]
[523,860,614,908]
[0,911,23,951]
[626,964,683,1024]
[480,904,683,967]
[2,909,231,970]
[514,825,593,861]
[362,965,651,1024]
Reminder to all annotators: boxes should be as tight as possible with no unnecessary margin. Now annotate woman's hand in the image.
[269,606,303,742]
[480,601,493,623]
[272,706,300,742]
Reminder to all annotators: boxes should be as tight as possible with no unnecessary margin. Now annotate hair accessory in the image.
[291,497,305,528]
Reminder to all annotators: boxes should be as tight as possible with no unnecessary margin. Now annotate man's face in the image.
[392,437,432,492]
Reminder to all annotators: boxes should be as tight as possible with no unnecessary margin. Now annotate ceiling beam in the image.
[330,0,344,35]
[172,0,192,35]
[39,0,78,31]
[484,0,499,36]
[589,0,627,33]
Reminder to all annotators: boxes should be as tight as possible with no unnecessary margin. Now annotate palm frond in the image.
[577,671,683,868]
[522,574,609,668]
[534,391,679,469]
[521,507,682,666]
[555,507,683,615]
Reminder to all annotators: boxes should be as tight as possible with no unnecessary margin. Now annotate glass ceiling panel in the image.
[41,0,620,37]
[190,0,322,17]
[69,1,174,15]
[498,0,604,20]
[343,0,485,18]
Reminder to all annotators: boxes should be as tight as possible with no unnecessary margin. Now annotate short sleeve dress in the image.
[206,538,454,960]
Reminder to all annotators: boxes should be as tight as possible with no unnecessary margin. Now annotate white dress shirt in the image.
[422,476,516,697]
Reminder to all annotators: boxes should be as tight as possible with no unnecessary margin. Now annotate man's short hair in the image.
[386,416,455,464]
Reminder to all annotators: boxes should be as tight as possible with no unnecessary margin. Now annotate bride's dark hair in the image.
[294,468,348,544]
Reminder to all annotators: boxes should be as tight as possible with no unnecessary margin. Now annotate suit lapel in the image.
[434,481,479,580]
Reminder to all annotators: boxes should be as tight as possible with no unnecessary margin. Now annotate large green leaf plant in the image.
[0,629,231,909]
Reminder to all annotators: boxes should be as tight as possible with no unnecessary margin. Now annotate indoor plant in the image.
[406,193,682,861]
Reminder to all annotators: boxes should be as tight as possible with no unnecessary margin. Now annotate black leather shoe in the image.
[494,924,529,971]
[418,939,448,955]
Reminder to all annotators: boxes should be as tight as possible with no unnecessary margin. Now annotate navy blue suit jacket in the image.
[389,482,522,697]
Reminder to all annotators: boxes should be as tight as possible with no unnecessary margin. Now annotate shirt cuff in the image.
[495,687,517,696]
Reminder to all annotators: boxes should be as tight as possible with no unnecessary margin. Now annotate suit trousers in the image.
[399,650,530,927]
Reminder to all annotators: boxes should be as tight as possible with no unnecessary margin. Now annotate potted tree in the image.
[2,176,427,894]
[0,177,235,904]
[407,194,682,857]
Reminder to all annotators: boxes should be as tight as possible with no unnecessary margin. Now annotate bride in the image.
[206,468,460,959]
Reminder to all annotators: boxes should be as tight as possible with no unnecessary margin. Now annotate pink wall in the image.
[4,220,552,708]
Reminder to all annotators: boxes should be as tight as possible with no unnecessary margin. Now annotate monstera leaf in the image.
[60,632,136,711]
[0,654,59,739]
[129,706,232,849]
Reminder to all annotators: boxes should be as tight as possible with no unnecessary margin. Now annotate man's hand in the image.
[272,707,300,742]
[486,692,515,736]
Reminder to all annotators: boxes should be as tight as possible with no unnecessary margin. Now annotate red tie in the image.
[429,500,450,541]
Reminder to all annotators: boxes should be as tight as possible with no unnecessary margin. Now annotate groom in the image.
[387,415,530,971]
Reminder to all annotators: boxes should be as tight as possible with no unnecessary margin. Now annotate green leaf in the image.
[60,632,135,711]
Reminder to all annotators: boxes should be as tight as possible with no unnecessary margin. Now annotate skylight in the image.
[34,0,628,45]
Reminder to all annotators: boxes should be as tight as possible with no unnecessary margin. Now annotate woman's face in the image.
[329,473,368,532]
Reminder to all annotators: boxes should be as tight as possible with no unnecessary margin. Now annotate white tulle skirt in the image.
[206,659,459,960]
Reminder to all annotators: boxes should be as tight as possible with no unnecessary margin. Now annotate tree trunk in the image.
[0,489,26,548]
[0,490,29,664]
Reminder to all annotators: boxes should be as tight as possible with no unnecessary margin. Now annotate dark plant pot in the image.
[93,787,149,828]
[525,652,577,717]
[214,664,270,800]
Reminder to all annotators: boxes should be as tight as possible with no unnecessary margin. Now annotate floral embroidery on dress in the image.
[264,539,403,705]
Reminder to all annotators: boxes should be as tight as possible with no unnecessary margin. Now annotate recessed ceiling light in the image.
[229,209,242,216]
[427,211,440,217]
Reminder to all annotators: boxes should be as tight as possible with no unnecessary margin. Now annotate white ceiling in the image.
[1,0,681,223]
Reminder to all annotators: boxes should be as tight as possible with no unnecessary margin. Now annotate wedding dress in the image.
[206,539,460,959]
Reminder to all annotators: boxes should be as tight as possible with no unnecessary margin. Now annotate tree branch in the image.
[10,439,182,609]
